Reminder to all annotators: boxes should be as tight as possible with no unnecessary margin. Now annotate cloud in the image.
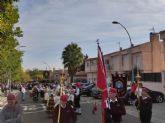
[17,0,165,69]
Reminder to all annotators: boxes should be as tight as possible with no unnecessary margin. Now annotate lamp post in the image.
[112,21,134,82]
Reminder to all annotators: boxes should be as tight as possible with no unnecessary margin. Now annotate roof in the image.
[87,41,151,59]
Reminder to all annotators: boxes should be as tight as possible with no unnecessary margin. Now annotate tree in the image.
[27,69,44,81]
[0,0,23,83]
[20,70,31,83]
[62,42,84,83]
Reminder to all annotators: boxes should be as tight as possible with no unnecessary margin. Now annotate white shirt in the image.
[68,94,74,102]
[54,96,60,108]
[21,87,26,93]
[75,88,80,96]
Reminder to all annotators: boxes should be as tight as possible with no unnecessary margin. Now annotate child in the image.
[47,94,55,118]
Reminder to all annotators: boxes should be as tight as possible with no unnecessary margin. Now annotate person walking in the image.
[0,93,23,123]
[21,85,26,101]
[52,94,77,123]
[47,94,55,118]
[105,87,126,123]
[44,86,50,104]
[135,88,152,123]
[74,82,81,115]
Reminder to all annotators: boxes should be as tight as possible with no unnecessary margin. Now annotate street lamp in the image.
[112,21,134,82]
[112,21,134,47]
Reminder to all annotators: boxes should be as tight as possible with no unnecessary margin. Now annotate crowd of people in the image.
[28,82,82,121]
[0,81,153,123]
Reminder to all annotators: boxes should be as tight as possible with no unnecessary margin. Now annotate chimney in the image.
[160,30,165,40]
[160,30,165,62]
[150,32,159,43]
[150,32,161,72]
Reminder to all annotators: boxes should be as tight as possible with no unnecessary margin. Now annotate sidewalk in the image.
[0,90,20,111]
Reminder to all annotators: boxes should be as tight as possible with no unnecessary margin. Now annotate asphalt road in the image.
[17,92,151,123]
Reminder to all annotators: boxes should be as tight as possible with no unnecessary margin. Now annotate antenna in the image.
[96,39,99,46]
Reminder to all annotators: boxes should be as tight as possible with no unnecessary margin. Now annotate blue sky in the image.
[17,0,165,70]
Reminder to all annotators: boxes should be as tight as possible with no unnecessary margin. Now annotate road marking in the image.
[22,103,46,114]
[23,106,28,111]
[23,109,46,114]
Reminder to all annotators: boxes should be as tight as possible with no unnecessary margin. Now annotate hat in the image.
[7,93,16,100]
[75,82,81,88]
[109,88,117,94]
[60,95,68,102]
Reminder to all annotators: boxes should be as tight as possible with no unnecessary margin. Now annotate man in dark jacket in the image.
[105,88,126,123]
[135,88,152,123]
[52,94,77,123]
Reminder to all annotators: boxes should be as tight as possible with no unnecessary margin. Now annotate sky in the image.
[17,0,165,70]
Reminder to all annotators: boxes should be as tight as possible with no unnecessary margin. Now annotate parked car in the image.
[81,83,95,96]
[123,87,165,105]
[143,87,164,103]
[72,81,90,88]
[91,86,102,99]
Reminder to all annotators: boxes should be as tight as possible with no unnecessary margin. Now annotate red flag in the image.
[131,84,138,94]
[97,45,108,123]
[97,46,107,90]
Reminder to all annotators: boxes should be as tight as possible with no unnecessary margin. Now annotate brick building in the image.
[85,31,165,94]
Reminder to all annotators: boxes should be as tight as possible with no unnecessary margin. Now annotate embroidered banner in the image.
[112,73,127,97]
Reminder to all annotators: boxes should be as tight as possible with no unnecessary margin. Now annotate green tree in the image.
[62,42,84,83]
[0,0,23,83]
[27,69,44,81]
[20,70,31,83]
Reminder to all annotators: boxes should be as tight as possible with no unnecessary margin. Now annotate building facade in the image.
[85,31,165,94]
[52,69,87,83]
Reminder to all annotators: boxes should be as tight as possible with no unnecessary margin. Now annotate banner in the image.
[112,73,127,97]
[97,45,108,123]
[43,70,50,79]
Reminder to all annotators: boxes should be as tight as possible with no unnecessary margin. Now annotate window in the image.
[106,65,110,70]
[90,61,94,65]
[127,72,162,82]
[86,62,89,67]
[133,53,141,69]
[105,59,109,65]
[141,73,161,82]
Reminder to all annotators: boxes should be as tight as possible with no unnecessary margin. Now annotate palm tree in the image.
[62,42,84,83]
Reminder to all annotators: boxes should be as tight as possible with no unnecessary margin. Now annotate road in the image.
[15,92,164,123]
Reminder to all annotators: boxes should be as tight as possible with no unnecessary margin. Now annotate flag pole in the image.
[135,67,141,123]
[96,39,109,123]
[57,69,65,123]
